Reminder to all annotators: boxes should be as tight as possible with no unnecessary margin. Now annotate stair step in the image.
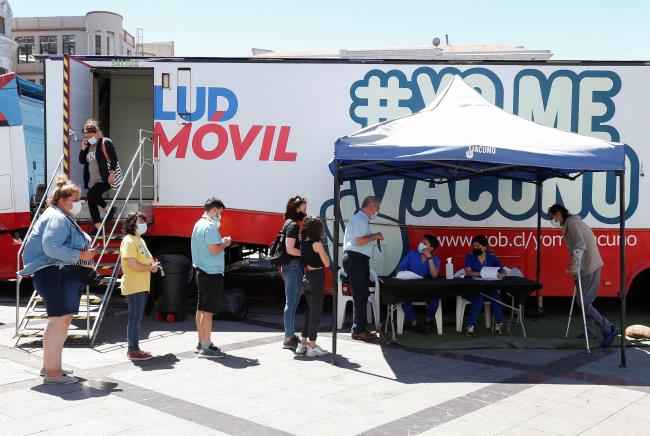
[34,294,103,304]
[25,311,98,320]
[16,330,91,339]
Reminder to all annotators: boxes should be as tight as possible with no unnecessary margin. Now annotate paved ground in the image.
[1,295,649,436]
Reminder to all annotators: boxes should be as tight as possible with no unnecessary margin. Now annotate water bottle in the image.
[445,257,454,280]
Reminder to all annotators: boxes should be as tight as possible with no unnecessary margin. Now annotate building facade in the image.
[0,0,17,74]
[12,10,173,83]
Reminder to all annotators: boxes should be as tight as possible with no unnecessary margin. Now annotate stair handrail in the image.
[15,155,64,337]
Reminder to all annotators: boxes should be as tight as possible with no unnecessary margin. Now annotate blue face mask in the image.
[137,223,147,235]
[87,136,98,146]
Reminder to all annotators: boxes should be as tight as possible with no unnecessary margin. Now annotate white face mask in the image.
[550,218,561,228]
[370,212,378,220]
[70,201,82,216]
[87,136,98,146]
[137,223,147,235]
[417,242,427,253]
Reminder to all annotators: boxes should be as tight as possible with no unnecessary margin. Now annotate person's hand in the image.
[374,232,384,241]
[223,236,232,247]
[567,265,578,278]
[497,271,507,279]
[150,261,160,273]
[79,248,95,261]
[81,140,89,151]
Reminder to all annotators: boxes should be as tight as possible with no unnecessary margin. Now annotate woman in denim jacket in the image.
[19,176,96,384]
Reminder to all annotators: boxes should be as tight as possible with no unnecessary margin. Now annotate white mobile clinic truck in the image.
[3,55,649,303]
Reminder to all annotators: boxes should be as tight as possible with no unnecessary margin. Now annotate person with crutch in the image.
[548,204,621,347]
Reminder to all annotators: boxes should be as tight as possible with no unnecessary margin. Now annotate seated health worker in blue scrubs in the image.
[463,235,506,336]
[396,234,440,334]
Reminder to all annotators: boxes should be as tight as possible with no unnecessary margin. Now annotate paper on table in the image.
[480,267,501,279]
[395,271,423,280]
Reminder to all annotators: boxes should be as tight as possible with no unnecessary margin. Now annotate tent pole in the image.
[535,178,543,320]
[331,160,341,365]
[618,169,627,368]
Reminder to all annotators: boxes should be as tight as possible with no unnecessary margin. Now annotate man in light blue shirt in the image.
[342,196,383,341]
[191,198,231,358]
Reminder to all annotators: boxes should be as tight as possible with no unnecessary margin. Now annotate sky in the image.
[9,0,650,60]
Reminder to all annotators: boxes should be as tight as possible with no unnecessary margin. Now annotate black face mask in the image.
[295,211,306,222]
[472,248,484,256]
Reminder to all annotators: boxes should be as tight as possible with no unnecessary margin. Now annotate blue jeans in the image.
[463,290,504,327]
[402,299,439,322]
[127,292,148,352]
[281,259,303,338]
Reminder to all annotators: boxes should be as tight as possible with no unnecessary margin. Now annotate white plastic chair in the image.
[455,296,492,332]
[337,268,380,330]
[396,300,443,335]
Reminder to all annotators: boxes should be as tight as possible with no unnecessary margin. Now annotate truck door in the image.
[66,56,93,187]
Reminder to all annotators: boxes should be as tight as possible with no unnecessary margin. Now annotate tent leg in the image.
[618,170,627,368]
[331,161,341,366]
[535,179,543,320]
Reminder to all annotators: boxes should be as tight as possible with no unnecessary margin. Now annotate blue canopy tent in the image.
[329,75,627,366]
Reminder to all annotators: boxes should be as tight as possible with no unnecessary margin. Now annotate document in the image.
[395,271,423,280]
[480,267,501,280]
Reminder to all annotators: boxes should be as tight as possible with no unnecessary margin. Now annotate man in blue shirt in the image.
[342,196,383,341]
[397,235,441,334]
[463,235,505,336]
[191,198,231,358]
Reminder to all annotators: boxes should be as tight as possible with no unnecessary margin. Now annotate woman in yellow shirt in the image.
[120,212,159,361]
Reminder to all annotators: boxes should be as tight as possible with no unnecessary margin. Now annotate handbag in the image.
[269,220,291,269]
[101,139,123,190]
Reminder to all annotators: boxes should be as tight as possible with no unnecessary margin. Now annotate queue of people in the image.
[18,167,622,384]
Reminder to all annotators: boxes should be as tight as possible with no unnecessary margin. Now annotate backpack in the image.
[269,219,292,269]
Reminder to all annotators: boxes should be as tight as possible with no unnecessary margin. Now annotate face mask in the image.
[472,248,483,256]
[295,211,306,222]
[70,201,82,216]
[370,212,378,220]
[137,223,147,235]
[417,242,427,253]
[87,136,98,146]
[213,217,221,229]
[550,218,561,228]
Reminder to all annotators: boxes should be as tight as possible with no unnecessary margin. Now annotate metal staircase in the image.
[15,129,156,346]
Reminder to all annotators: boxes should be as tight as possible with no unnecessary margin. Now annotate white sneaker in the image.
[296,343,308,355]
[306,345,329,357]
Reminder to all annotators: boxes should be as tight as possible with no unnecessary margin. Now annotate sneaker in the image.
[306,345,329,358]
[283,336,300,350]
[43,374,78,384]
[198,347,226,359]
[296,342,308,355]
[128,350,153,361]
[465,325,475,337]
[195,342,201,353]
[40,367,74,377]
[602,325,621,348]
[494,323,503,336]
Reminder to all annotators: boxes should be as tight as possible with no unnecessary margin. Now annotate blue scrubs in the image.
[463,251,505,327]
[399,250,441,322]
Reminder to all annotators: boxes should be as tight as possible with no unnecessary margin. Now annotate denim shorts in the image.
[32,265,86,317]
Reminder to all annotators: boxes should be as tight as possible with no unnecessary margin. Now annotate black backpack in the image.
[269,220,292,269]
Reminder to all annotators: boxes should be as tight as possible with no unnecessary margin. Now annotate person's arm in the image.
[126,257,153,272]
[79,144,89,164]
[122,239,156,272]
[491,254,507,279]
[355,232,382,246]
[312,241,331,268]
[42,214,83,263]
[284,222,301,256]
[567,221,587,276]
[427,256,439,278]
[205,226,230,255]
[464,254,480,278]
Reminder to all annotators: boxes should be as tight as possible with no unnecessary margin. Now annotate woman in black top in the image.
[281,195,307,350]
[296,216,331,357]
[78,119,117,233]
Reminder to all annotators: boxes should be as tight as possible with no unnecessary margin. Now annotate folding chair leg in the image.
[435,301,443,335]
[337,299,348,330]
[455,296,464,332]
[519,304,527,338]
